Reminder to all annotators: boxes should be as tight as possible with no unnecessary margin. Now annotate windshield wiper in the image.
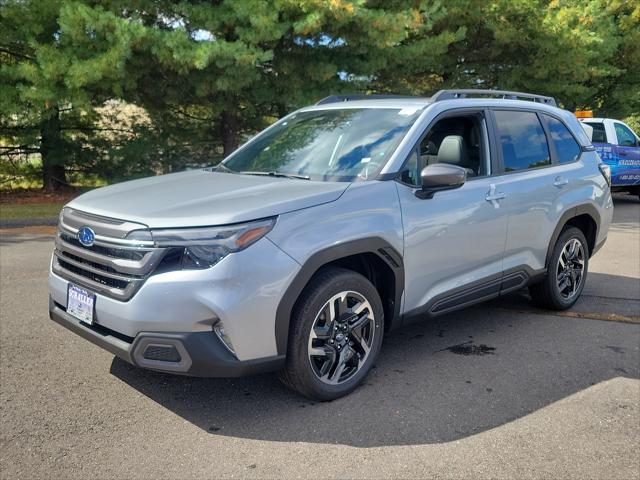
[239,171,310,180]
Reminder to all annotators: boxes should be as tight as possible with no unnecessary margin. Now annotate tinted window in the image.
[584,122,607,143]
[545,115,581,163]
[614,123,637,147]
[494,111,550,172]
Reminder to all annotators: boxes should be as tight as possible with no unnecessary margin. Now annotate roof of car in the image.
[306,89,557,111]
[301,97,565,115]
[579,118,606,123]
[300,97,432,111]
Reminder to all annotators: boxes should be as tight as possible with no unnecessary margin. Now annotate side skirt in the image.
[402,266,546,325]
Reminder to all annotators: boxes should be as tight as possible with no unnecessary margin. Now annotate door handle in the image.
[553,177,569,187]
[485,192,506,201]
[485,184,506,208]
[619,150,628,156]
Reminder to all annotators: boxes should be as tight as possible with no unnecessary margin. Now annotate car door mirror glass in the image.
[416,164,466,199]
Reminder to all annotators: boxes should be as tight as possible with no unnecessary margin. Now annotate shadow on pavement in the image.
[111,294,640,447]
[612,193,639,205]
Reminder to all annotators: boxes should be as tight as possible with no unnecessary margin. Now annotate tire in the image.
[278,266,384,401]
[529,227,589,310]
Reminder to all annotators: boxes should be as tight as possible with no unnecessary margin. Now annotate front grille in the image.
[57,257,130,290]
[52,208,166,301]
[60,232,146,261]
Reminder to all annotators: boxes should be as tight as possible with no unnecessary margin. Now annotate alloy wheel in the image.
[556,238,585,300]
[307,291,376,385]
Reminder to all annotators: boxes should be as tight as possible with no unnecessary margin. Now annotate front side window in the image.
[222,108,421,182]
[545,115,581,164]
[494,110,551,172]
[583,122,607,143]
[398,113,488,186]
[614,123,638,147]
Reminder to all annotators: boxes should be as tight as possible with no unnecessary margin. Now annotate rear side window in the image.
[584,122,607,143]
[544,115,581,164]
[494,111,551,172]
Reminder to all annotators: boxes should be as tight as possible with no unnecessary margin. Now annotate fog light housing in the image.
[213,322,236,355]
[143,344,181,362]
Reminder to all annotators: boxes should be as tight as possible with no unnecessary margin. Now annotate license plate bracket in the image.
[67,284,96,325]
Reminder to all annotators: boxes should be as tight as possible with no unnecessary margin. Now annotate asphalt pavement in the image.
[1,194,639,479]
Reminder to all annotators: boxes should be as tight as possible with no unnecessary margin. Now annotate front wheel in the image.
[529,227,589,310]
[278,267,384,400]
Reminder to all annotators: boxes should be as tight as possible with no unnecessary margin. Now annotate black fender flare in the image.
[545,203,601,267]
[274,237,404,355]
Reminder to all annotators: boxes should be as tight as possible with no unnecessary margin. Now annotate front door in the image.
[396,109,508,317]
[612,121,640,187]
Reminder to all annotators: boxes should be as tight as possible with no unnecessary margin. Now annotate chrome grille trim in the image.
[62,207,150,239]
[59,222,155,248]
[53,208,167,301]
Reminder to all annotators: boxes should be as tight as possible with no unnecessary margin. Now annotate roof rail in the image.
[431,89,557,107]
[316,94,419,105]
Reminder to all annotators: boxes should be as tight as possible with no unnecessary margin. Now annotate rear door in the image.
[488,109,578,276]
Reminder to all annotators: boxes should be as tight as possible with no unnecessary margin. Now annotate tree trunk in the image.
[220,109,239,157]
[41,107,66,191]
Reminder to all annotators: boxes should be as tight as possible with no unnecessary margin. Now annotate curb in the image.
[0,217,58,228]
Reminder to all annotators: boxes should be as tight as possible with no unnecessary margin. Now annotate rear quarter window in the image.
[544,115,581,164]
[584,122,607,143]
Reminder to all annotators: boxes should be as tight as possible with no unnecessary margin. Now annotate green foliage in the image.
[623,115,640,137]
[0,202,65,220]
[1,0,638,191]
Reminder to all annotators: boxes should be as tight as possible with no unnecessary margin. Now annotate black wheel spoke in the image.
[335,294,349,317]
[349,312,369,331]
[313,323,333,340]
[318,348,337,377]
[350,329,371,358]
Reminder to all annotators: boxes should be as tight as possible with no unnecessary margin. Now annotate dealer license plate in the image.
[67,284,95,325]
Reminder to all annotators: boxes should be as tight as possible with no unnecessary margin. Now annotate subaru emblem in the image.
[77,226,95,247]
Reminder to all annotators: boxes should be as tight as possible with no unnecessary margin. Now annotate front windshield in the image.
[221,107,422,182]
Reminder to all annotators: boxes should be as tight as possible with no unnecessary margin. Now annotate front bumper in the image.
[49,236,300,361]
[49,297,284,376]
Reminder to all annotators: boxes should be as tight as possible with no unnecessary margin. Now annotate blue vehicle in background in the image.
[578,114,640,198]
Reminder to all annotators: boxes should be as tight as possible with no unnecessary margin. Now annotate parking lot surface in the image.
[1,195,639,479]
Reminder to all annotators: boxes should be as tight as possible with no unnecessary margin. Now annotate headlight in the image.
[128,218,276,269]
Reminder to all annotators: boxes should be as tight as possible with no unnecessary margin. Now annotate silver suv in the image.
[49,89,613,400]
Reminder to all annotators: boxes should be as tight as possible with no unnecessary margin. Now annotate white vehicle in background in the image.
[577,112,640,198]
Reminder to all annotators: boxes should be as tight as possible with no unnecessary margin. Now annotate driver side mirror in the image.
[416,163,467,199]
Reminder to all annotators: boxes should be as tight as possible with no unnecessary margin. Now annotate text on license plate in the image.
[67,284,95,325]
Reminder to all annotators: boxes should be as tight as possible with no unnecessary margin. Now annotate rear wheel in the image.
[530,227,588,310]
[278,267,384,400]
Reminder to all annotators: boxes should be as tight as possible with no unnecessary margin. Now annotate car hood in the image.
[66,170,349,228]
